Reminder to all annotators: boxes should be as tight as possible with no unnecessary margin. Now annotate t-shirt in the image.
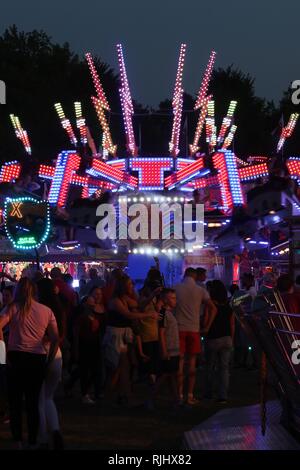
[53,279,77,314]
[107,309,132,328]
[3,300,58,355]
[175,277,210,332]
[77,311,102,343]
[136,299,158,342]
[159,309,179,357]
[207,303,233,340]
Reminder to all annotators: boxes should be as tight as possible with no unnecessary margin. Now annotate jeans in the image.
[79,340,101,397]
[7,351,46,445]
[39,348,62,443]
[205,336,232,400]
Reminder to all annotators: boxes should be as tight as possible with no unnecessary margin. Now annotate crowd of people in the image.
[0,263,299,450]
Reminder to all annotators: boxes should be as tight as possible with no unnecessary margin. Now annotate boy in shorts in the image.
[146,288,179,409]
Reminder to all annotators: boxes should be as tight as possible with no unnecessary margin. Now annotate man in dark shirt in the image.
[204,280,234,403]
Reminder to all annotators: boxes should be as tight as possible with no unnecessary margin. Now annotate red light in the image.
[165,157,204,189]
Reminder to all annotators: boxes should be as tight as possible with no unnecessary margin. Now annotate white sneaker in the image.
[82,395,96,405]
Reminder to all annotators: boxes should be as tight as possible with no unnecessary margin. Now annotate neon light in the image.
[0,161,21,183]
[107,159,126,171]
[129,157,173,190]
[217,101,237,144]
[56,243,81,251]
[239,163,269,182]
[287,157,300,183]
[116,44,138,157]
[205,100,215,148]
[247,156,268,163]
[193,175,220,188]
[4,197,51,250]
[212,150,244,209]
[48,151,81,206]
[54,103,77,146]
[87,158,138,189]
[277,113,299,152]
[176,158,195,171]
[86,52,116,155]
[39,161,115,200]
[236,156,248,166]
[194,51,216,109]
[10,201,23,218]
[85,52,110,110]
[91,96,117,155]
[169,44,186,157]
[165,157,205,190]
[190,96,211,155]
[17,236,37,245]
[222,124,237,149]
[10,114,32,155]
[74,101,87,145]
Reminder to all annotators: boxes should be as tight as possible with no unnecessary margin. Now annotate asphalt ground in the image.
[0,364,268,450]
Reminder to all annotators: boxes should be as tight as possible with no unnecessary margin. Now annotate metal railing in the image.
[233,293,300,436]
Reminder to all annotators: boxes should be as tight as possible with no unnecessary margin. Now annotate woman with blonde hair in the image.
[0,278,59,449]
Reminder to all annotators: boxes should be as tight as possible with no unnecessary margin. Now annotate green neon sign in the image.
[4,197,51,250]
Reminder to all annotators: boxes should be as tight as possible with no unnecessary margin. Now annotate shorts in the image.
[159,355,179,374]
[179,331,201,355]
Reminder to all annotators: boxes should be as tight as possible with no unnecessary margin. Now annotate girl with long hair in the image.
[103,274,158,405]
[136,269,163,386]
[37,278,66,449]
[0,277,59,449]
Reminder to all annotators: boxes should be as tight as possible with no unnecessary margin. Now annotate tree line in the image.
[0,25,299,167]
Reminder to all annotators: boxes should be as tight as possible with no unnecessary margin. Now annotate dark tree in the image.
[0,25,124,164]
[0,27,282,162]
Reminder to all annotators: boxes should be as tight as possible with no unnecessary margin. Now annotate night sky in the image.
[0,0,299,107]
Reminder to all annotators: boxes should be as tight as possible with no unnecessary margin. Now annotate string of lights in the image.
[9,114,32,155]
[169,44,186,157]
[54,103,78,147]
[117,44,138,157]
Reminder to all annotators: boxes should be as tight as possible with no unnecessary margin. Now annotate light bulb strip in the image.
[54,103,77,146]
[277,113,299,152]
[222,124,237,149]
[117,44,138,156]
[165,157,205,189]
[91,96,117,156]
[74,101,87,145]
[85,52,110,110]
[190,95,211,155]
[9,114,32,155]
[217,101,237,144]
[194,51,216,110]
[169,44,186,157]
